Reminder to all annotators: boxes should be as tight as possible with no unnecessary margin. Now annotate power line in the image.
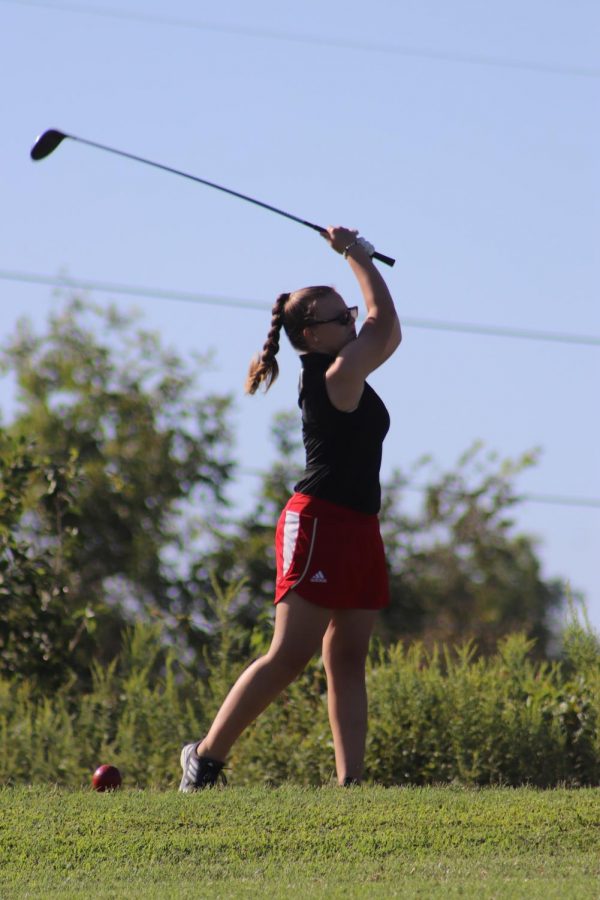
[237,468,600,511]
[0,270,266,311]
[5,0,600,80]
[394,316,600,348]
[1,269,599,348]
[510,493,600,510]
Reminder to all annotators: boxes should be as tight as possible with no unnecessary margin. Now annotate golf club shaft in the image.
[33,131,395,267]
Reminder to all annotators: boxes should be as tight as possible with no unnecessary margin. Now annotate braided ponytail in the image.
[245,285,333,396]
[245,292,289,395]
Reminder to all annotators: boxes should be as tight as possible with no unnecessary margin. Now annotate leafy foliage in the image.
[1,591,599,788]
[379,445,566,655]
[0,298,235,675]
[197,411,299,638]
[0,433,91,689]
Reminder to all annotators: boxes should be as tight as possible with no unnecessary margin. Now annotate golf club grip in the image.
[307,226,395,267]
[372,251,395,267]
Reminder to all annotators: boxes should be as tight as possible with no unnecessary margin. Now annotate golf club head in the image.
[30,129,68,161]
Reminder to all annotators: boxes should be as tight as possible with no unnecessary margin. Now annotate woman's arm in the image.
[370,314,402,372]
[322,226,401,410]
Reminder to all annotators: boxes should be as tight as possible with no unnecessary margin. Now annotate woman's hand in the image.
[320,226,362,256]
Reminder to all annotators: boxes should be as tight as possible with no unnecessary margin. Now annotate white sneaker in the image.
[179,741,227,792]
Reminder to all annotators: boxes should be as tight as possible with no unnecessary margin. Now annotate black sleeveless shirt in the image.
[293,352,390,514]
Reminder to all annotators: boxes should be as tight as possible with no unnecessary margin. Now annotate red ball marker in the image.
[92,764,122,791]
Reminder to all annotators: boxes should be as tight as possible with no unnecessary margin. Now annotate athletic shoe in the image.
[179,741,227,792]
[342,777,361,786]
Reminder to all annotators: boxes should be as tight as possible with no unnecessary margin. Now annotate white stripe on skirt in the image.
[282,510,318,585]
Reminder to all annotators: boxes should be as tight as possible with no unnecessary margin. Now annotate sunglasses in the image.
[305,306,358,327]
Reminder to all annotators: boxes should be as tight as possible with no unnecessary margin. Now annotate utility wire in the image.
[237,467,600,511]
[4,0,600,80]
[1,269,599,349]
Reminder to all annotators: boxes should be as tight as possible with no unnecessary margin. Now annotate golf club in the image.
[31,129,395,267]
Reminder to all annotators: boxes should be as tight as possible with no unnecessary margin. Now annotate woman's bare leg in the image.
[322,609,378,784]
[197,592,332,762]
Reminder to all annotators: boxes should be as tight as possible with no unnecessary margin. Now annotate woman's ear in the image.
[303,326,318,347]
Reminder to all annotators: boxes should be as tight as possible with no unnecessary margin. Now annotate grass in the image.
[1,785,600,898]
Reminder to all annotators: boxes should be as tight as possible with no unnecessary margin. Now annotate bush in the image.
[1,593,599,788]
[366,634,589,786]
[0,625,205,787]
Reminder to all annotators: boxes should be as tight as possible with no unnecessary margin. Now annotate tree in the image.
[378,445,567,656]
[187,411,300,658]
[0,297,235,674]
[0,433,89,688]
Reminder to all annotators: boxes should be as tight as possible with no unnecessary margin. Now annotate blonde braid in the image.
[244,293,289,395]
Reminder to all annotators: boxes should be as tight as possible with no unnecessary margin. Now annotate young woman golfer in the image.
[180,225,401,789]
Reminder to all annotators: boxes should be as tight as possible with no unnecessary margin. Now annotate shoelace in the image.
[195,755,228,787]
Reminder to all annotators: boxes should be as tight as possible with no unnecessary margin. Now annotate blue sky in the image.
[1,0,599,629]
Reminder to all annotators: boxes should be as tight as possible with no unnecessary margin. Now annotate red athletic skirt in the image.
[274,492,389,610]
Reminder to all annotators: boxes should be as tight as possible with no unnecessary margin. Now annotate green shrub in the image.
[1,592,599,788]
[0,626,205,788]
[366,635,569,785]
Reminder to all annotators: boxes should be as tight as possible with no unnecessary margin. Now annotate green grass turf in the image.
[1,785,599,898]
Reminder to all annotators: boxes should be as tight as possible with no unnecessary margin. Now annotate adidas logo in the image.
[310,570,327,583]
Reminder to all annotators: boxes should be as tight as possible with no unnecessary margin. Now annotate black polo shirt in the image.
[293,352,390,515]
